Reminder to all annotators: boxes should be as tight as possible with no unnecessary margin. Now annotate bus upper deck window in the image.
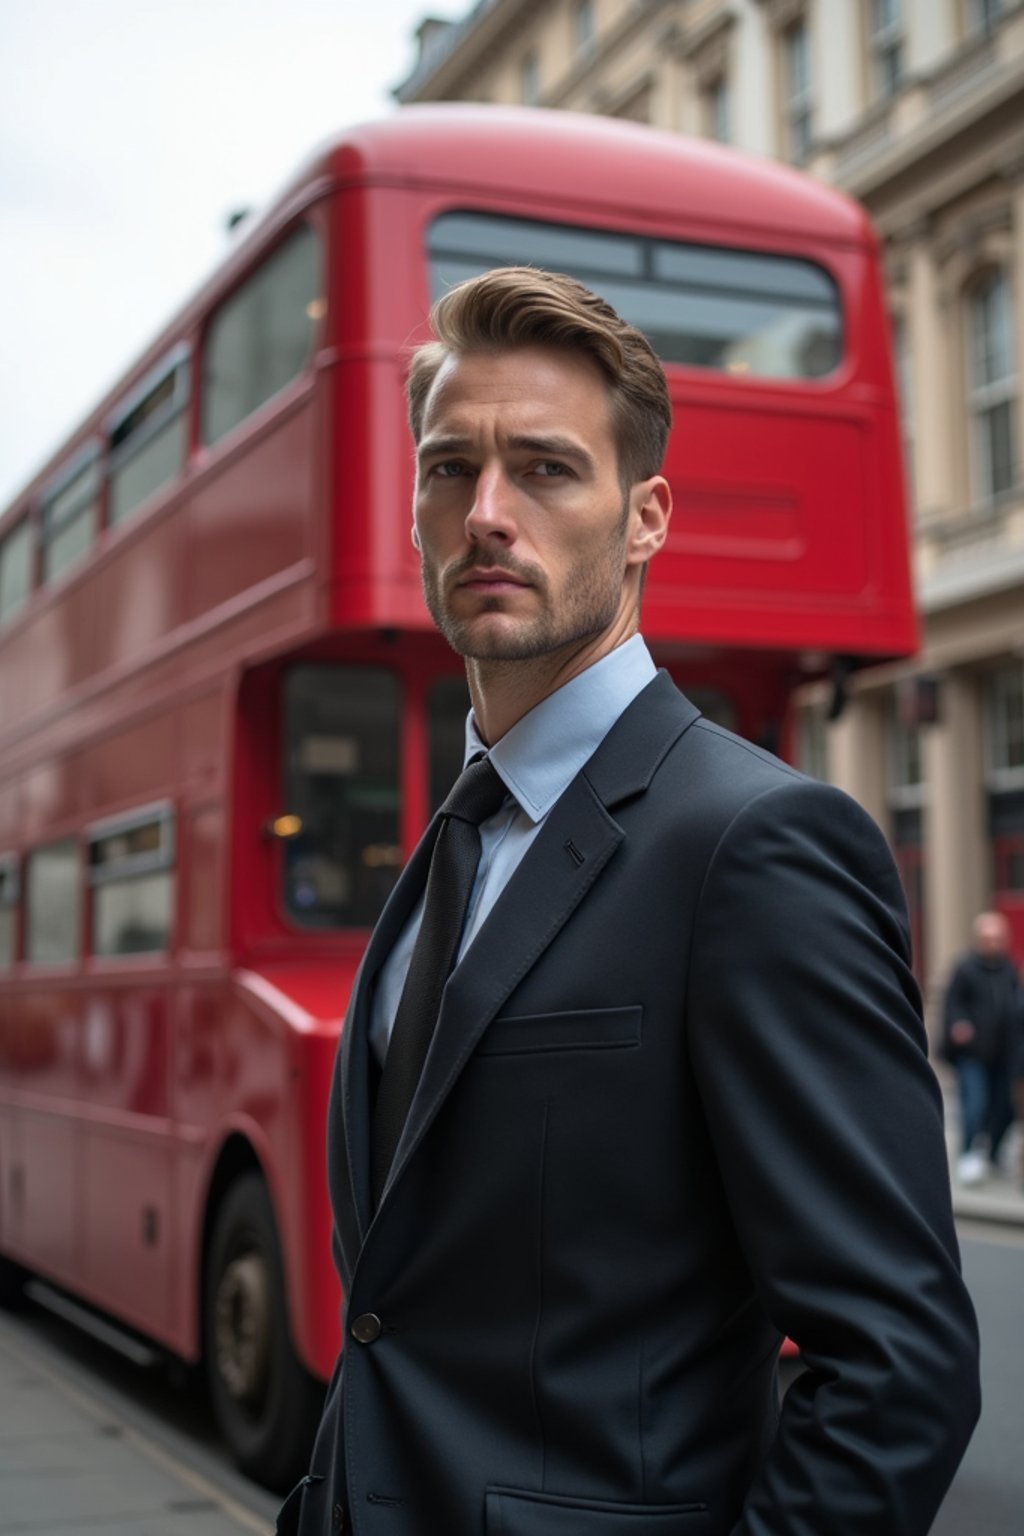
[39,449,100,586]
[0,517,32,626]
[0,856,18,969]
[107,348,189,526]
[282,667,401,930]
[428,211,841,381]
[202,223,322,447]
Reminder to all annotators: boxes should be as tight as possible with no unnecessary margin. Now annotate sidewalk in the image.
[942,1071,1024,1228]
[0,1312,276,1536]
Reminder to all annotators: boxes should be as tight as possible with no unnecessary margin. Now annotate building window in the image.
[0,518,32,625]
[574,0,595,51]
[87,804,175,957]
[521,51,540,106]
[202,223,321,447]
[704,75,731,143]
[40,449,99,586]
[26,838,80,966]
[782,19,813,165]
[107,347,189,526]
[889,696,925,804]
[969,0,1003,35]
[869,0,904,99]
[282,666,401,929]
[891,312,915,503]
[967,270,1017,503]
[0,857,18,969]
[986,662,1024,782]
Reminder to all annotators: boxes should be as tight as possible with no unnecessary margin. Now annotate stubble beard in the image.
[421,510,630,663]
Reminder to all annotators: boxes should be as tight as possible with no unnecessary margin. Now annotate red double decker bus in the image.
[0,106,914,1489]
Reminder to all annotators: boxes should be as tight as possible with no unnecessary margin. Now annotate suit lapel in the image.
[375,672,700,1211]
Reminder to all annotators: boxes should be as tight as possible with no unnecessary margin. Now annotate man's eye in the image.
[433,461,469,478]
[534,461,570,477]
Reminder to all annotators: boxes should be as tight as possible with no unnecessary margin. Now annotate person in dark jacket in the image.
[942,910,1019,1183]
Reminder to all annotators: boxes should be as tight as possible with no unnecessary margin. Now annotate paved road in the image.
[0,1217,1019,1534]
[931,1223,1024,1536]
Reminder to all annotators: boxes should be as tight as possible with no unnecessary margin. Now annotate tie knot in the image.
[441,756,508,827]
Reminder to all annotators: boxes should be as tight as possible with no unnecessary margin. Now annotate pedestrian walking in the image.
[942,910,1020,1184]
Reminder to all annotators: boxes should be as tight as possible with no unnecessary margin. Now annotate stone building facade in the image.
[397,0,1024,998]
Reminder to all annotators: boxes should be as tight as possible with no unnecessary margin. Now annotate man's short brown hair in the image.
[406,267,672,489]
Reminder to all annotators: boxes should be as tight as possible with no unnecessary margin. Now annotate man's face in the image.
[975,914,1010,958]
[413,345,650,664]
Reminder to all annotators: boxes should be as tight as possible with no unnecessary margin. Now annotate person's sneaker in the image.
[957,1150,987,1186]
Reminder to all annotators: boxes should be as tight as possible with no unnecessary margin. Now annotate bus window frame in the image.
[85,799,176,960]
[39,441,102,585]
[425,207,847,387]
[105,343,191,526]
[0,852,19,969]
[199,218,325,454]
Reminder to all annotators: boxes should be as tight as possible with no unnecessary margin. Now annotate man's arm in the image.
[687,776,980,1536]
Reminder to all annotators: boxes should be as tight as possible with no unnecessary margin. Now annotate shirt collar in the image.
[464,635,657,824]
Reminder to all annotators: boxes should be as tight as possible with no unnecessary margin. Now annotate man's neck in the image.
[467,616,637,745]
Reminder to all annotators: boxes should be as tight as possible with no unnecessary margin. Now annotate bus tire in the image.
[204,1172,323,1492]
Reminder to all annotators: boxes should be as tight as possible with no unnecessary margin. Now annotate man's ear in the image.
[626,476,672,567]
[411,522,422,552]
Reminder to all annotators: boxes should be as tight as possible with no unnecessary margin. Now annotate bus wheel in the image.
[204,1173,323,1492]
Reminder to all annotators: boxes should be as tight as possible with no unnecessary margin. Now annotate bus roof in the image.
[2,105,874,522]
[321,106,874,250]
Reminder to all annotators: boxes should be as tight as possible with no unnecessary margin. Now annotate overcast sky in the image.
[0,0,456,506]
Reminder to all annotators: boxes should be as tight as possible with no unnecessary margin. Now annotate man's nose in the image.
[465,466,517,543]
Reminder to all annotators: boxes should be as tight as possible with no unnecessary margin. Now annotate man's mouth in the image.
[456,568,529,591]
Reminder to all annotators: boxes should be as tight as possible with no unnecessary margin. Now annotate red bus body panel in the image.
[0,108,914,1391]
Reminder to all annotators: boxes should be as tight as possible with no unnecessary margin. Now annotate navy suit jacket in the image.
[279,672,979,1536]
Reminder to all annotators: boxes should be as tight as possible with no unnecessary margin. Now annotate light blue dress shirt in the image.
[368,635,658,1064]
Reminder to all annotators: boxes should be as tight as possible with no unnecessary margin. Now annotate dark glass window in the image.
[87,805,174,956]
[428,212,841,380]
[429,675,472,812]
[26,839,80,965]
[0,519,32,624]
[41,450,99,584]
[282,667,401,928]
[108,348,189,525]
[202,223,322,446]
[0,856,18,969]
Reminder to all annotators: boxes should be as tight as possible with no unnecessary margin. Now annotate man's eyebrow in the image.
[506,434,596,471]
[417,434,472,462]
[416,432,598,473]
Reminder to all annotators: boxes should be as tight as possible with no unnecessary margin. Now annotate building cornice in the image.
[395,0,544,103]
[826,41,1024,208]
[546,0,676,107]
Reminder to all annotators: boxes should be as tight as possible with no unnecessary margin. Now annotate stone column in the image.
[827,689,887,827]
[907,230,953,524]
[922,668,987,1000]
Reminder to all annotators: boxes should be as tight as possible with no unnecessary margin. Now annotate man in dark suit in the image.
[279,268,979,1536]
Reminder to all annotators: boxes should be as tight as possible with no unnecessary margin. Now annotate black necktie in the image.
[371,756,508,1205]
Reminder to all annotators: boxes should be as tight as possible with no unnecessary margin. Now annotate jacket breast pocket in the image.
[485,1486,711,1534]
[476,1005,642,1058]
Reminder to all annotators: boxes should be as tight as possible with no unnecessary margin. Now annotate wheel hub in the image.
[214,1252,270,1410]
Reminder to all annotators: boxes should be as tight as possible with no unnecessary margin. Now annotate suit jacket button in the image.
[332,1503,346,1531]
[351,1312,382,1344]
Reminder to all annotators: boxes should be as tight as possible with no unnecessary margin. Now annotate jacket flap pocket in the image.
[477,1006,642,1057]
[486,1486,710,1534]
[275,1474,324,1535]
